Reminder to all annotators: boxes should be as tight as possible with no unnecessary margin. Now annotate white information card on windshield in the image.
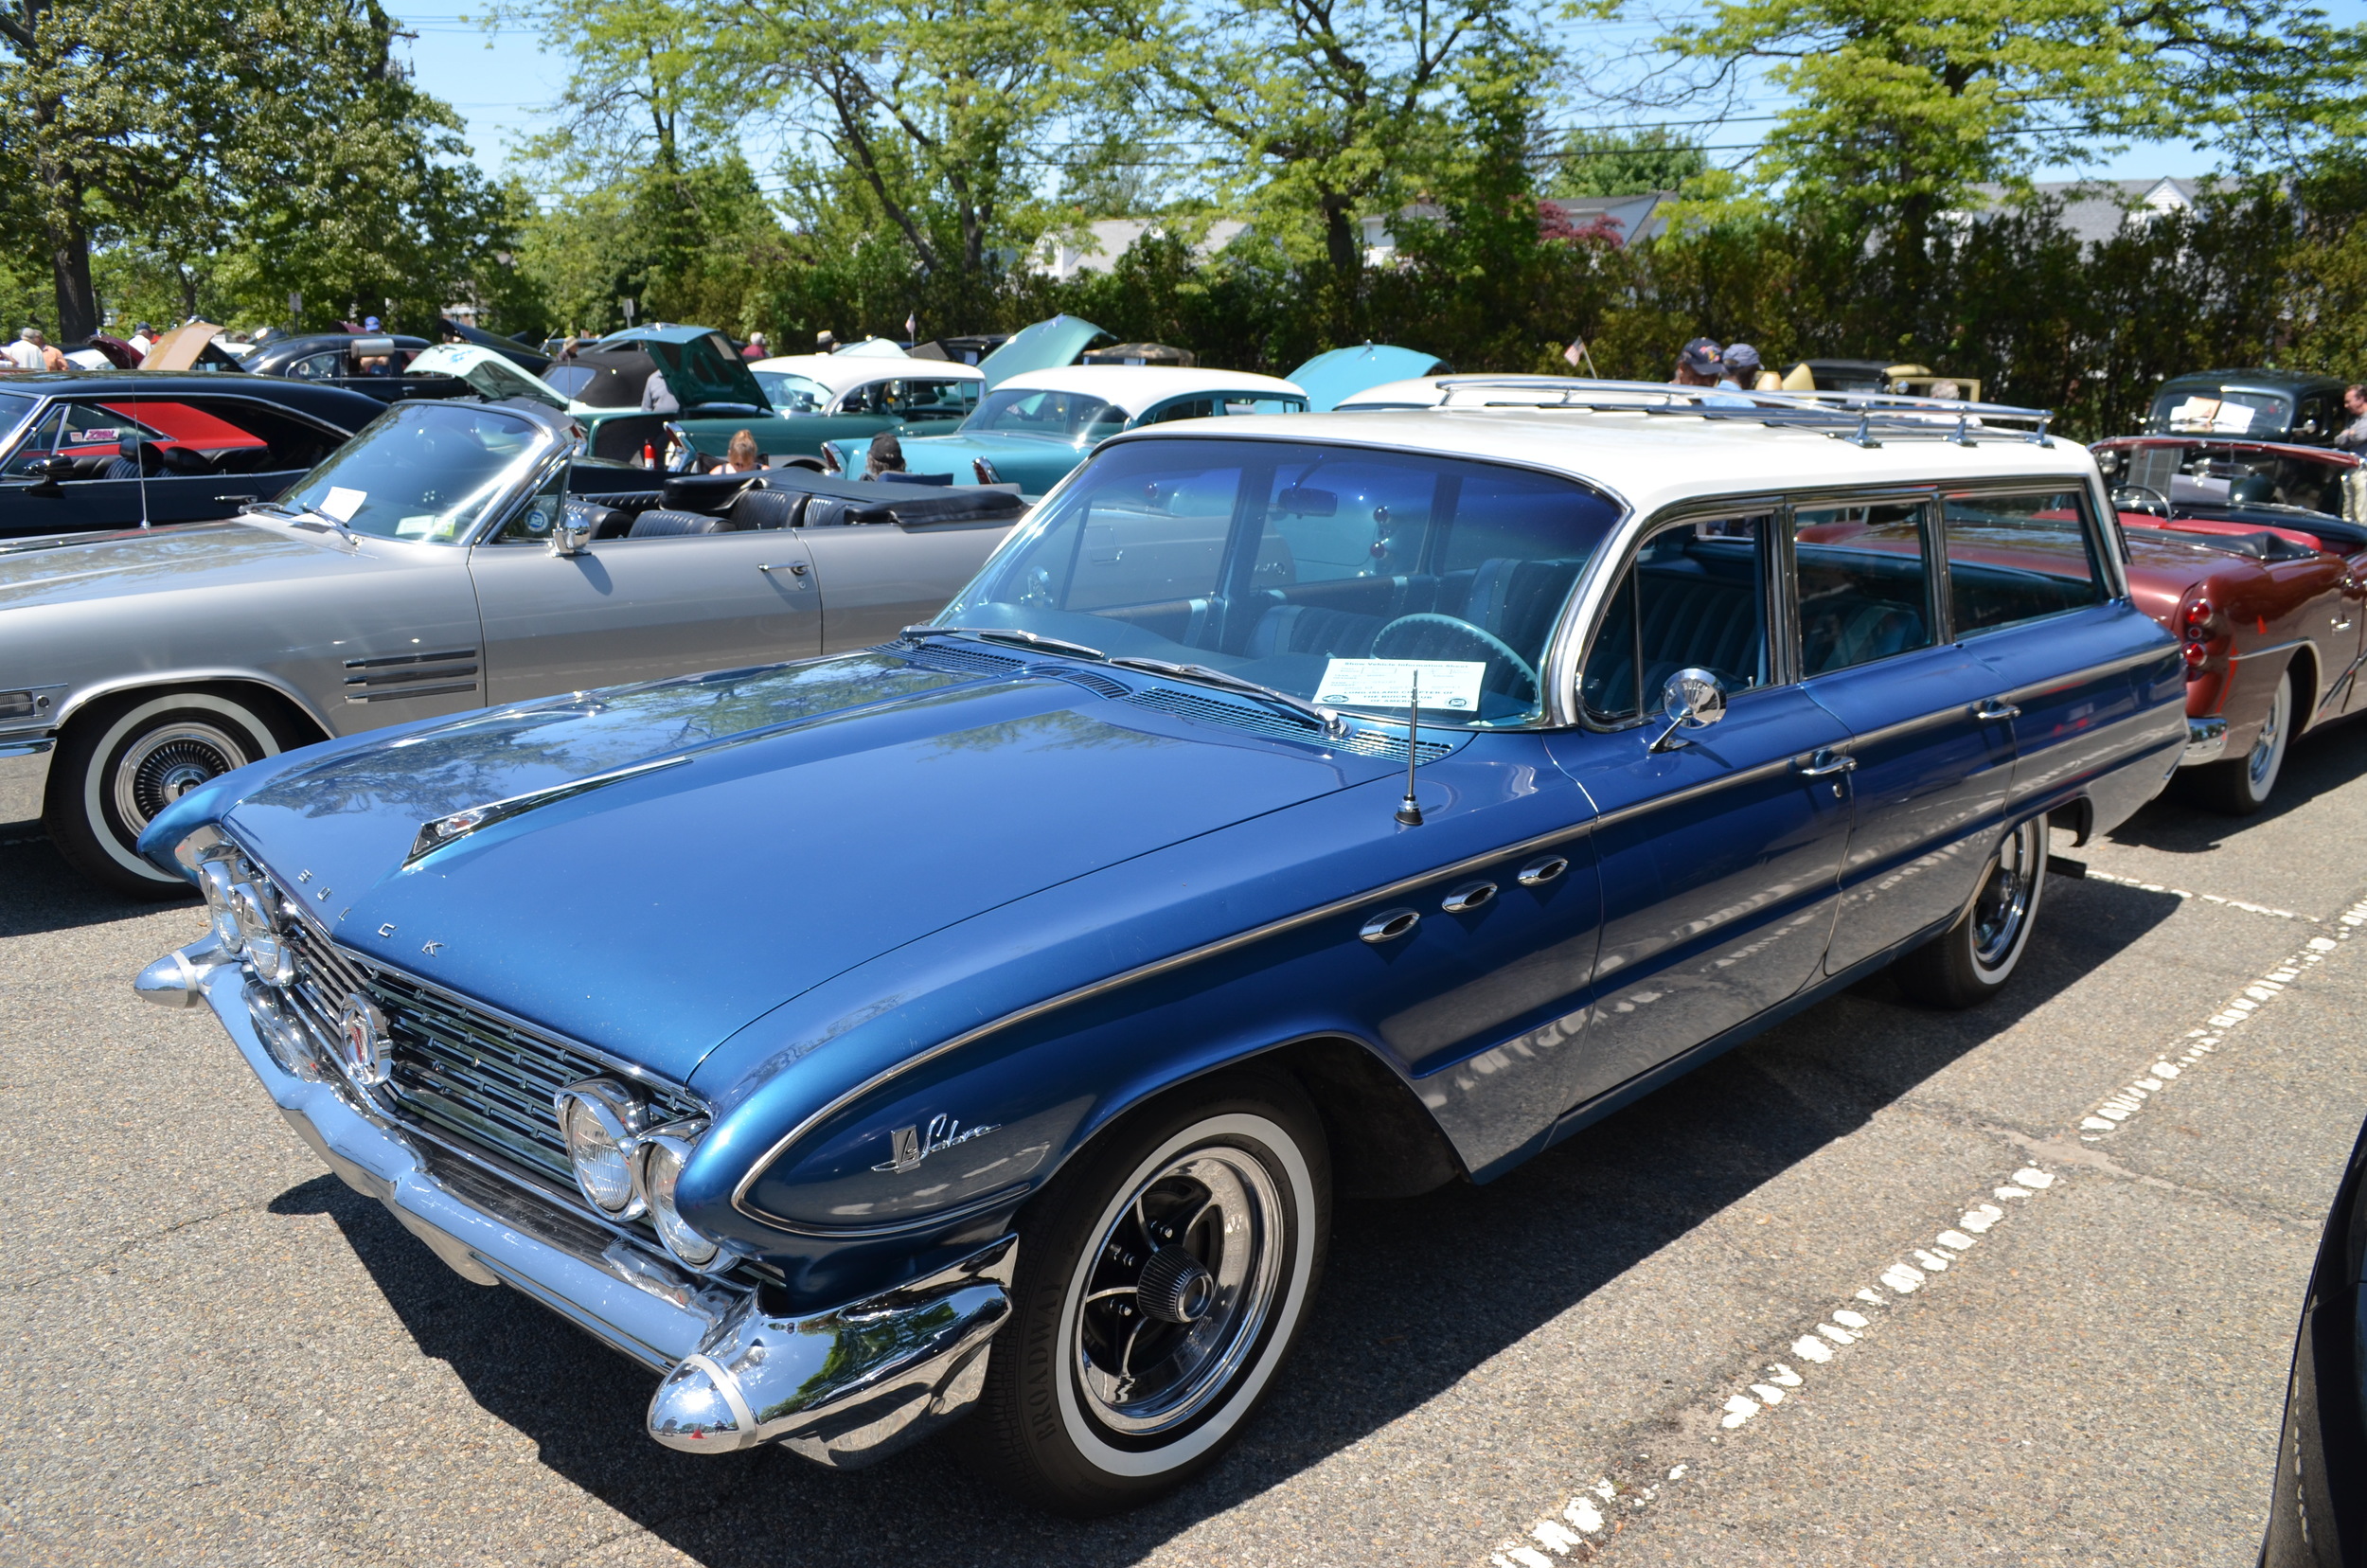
[320,486,366,522]
[1316,658,1486,713]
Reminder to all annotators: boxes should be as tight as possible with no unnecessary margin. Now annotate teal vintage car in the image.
[822,365,1309,496]
[746,348,986,467]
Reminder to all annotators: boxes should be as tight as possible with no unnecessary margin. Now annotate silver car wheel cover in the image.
[1970,818,2045,978]
[113,721,248,837]
[2246,672,2292,795]
[79,693,282,880]
[1055,1113,1315,1477]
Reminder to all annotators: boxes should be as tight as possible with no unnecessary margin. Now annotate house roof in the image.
[1962,178,2214,245]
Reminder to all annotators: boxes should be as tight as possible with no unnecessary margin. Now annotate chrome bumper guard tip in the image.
[2180,715,2230,767]
[162,940,1018,1470]
[647,1233,1017,1466]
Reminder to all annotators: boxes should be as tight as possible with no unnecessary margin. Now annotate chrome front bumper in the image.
[0,736,54,825]
[142,940,1015,1469]
[2180,714,2230,767]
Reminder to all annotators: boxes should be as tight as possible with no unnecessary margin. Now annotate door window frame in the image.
[1933,482,2120,642]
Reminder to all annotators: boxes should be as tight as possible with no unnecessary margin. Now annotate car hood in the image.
[0,520,348,611]
[1287,345,1449,411]
[976,315,1107,389]
[197,650,1370,1081]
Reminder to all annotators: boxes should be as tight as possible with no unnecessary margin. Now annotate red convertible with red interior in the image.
[2092,435,2367,812]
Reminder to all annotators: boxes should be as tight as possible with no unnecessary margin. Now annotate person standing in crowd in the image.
[2336,385,2367,452]
[640,365,678,414]
[815,330,838,355]
[128,323,155,356]
[2,328,46,371]
[1927,379,1964,402]
[740,331,768,361]
[1723,343,1781,392]
[721,429,764,472]
[1672,337,1723,387]
[863,432,907,478]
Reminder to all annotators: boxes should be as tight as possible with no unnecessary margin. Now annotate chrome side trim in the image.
[52,667,341,742]
[646,1234,1016,1466]
[2180,715,2231,766]
[730,813,1603,1221]
[406,754,689,863]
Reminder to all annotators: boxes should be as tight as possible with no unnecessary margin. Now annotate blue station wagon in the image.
[136,382,2185,1512]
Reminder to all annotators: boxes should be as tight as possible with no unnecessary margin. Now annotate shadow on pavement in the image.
[280,874,2184,1567]
[0,827,192,938]
[2107,713,2367,855]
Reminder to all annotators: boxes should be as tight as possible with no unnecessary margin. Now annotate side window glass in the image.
[1146,397,1219,425]
[1941,490,2106,636]
[1582,515,1771,722]
[1792,501,1935,675]
[5,405,68,476]
[494,461,568,543]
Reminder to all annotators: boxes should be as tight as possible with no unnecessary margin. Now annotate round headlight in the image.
[637,1126,721,1270]
[199,862,241,950]
[228,882,294,988]
[556,1082,646,1218]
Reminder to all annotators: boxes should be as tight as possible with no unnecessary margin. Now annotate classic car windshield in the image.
[2100,439,2355,519]
[0,390,36,446]
[935,437,1621,726]
[276,401,548,543]
[2147,388,2291,437]
[961,387,1128,440]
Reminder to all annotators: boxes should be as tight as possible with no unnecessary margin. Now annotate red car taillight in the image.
[2180,593,2218,671]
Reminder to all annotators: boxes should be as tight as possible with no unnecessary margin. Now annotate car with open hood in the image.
[821,364,1309,495]
[0,396,1023,892]
[2091,433,2367,811]
[0,373,383,538]
[133,379,2183,1511]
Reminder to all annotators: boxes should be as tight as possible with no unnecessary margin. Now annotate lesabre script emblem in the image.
[873,1114,998,1174]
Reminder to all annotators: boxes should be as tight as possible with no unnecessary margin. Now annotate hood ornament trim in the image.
[405,755,690,864]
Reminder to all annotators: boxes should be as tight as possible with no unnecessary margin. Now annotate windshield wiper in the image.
[1107,658,1344,737]
[901,624,1107,661]
[250,498,362,546]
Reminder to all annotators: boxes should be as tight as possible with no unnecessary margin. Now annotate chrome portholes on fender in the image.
[956,1076,1329,1512]
[1440,881,1498,915]
[1891,816,2049,1009]
[1360,908,1419,943]
[1517,853,1570,886]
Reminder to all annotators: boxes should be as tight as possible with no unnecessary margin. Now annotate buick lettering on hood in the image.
[134,381,2186,1512]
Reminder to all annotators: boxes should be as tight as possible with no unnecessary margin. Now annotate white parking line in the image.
[2081,867,2312,921]
[1482,888,2365,1565]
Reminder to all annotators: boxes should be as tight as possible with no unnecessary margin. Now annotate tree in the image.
[1547,126,1706,198]
[1097,0,1548,339]
[1665,0,2367,305]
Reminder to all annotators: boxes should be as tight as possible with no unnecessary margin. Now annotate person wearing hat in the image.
[1672,337,1723,387]
[128,323,155,356]
[1723,342,1780,392]
[816,330,838,354]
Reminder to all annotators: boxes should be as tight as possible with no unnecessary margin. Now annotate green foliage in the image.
[1547,128,1707,199]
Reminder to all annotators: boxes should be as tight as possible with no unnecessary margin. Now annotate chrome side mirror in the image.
[1648,667,1727,753]
[549,503,593,558]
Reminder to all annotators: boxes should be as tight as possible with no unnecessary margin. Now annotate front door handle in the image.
[1796,748,1857,776]
[1973,698,2021,722]
[758,561,809,577]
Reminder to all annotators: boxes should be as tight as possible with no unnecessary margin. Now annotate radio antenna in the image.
[1396,672,1424,827]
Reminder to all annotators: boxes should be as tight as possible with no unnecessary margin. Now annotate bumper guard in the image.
[2179,714,2230,767]
[142,940,1015,1469]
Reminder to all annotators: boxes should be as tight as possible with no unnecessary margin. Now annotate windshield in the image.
[934,437,1622,727]
[961,387,1129,441]
[2101,439,2354,518]
[277,401,549,543]
[0,390,37,448]
[2148,388,2292,437]
[754,370,830,413]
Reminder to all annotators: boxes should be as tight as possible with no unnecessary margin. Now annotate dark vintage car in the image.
[2260,1109,2367,1567]
[242,333,475,404]
[2092,435,2367,811]
[2144,369,2352,448]
[0,373,384,538]
[133,384,2183,1511]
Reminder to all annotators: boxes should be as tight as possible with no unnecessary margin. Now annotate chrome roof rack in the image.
[1426,376,2054,448]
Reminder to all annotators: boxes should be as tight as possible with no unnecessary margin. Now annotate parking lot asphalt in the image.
[6,722,2364,1568]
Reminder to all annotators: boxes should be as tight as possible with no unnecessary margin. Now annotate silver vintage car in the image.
[0,397,1025,893]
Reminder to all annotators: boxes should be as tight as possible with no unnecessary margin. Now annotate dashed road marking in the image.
[2082,867,2311,921]
[1482,888,2362,1565]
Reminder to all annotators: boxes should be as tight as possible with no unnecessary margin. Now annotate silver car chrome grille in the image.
[1124,686,1453,761]
[362,970,705,1187]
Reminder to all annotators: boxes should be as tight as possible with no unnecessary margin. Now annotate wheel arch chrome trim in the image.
[51,667,338,741]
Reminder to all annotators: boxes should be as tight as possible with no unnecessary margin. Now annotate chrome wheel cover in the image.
[1971,819,2040,971]
[112,721,248,835]
[2248,675,2291,793]
[1072,1144,1288,1438]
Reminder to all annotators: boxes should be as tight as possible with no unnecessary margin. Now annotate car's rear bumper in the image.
[145,940,1014,1468]
[2180,714,2230,766]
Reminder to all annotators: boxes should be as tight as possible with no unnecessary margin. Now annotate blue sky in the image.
[388,3,2367,198]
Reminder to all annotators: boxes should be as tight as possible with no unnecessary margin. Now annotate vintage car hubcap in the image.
[115,722,248,834]
[2249,680,2289,790]
[1074,1145,1286,1436]
[1971,820,2040,970]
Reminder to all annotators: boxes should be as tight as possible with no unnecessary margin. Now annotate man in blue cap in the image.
[1672,336,1723,387]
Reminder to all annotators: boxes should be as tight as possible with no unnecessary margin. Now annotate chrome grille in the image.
[364,970,705,1187]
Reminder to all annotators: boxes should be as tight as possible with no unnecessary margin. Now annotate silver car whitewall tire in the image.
[51,690,284,894]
